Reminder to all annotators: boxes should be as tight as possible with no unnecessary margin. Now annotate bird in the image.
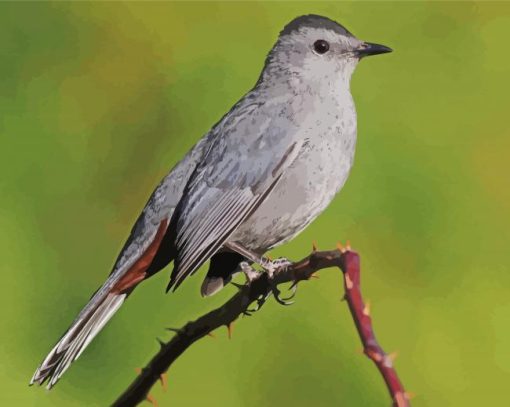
[30,14,391,389]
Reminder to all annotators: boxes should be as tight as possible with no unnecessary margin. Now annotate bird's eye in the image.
[313,39,330,54]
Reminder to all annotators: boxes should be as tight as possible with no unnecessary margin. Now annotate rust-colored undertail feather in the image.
[30,220,168,389]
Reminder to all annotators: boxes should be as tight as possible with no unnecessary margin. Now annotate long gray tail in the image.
[30,288,127,389]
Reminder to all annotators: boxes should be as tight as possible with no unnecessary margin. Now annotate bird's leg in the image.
[225,241,292,276]
[225,241,271,270]
[225,242,295,306]
[239,261,259,284]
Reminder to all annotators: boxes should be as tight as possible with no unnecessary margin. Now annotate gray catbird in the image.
[31,14,391,388]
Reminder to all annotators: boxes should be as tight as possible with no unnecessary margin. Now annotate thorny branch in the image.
[112,245,411,407]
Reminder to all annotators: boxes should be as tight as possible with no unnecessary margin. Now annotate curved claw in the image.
[247,293,271,313]
[271,286,295,306]
[280,282,298,301]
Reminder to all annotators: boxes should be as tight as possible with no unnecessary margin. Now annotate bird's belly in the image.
[231,136,355,251]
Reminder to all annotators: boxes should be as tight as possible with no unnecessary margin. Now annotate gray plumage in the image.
[31,14,391,388]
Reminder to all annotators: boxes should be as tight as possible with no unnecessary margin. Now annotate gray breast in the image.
[231,95,357,251]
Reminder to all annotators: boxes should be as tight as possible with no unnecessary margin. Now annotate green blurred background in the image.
[1,1,509,406]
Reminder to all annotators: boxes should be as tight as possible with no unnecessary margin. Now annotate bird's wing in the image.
[105,135,211,291]
[168,116,303,290]
[61,135,211,330]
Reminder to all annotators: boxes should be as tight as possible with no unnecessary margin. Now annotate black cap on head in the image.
[280,14,353,38]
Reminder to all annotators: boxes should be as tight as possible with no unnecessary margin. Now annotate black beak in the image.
[356,42,393,58]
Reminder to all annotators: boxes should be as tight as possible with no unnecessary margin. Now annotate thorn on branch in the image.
[146,394,158,407]
[384,351,398,368]
[159,373,168,392]
[226,322,234,339]
[405,391,416,400]
[346,240,351,251]
[363,300,371,316]
[165,327,182,335]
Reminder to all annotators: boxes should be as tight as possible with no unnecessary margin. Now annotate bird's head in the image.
[260,14,392,88]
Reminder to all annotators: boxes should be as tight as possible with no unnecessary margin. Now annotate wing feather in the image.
[168,139,302,290]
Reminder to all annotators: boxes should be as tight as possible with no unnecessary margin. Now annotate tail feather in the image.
[30,292,126,389]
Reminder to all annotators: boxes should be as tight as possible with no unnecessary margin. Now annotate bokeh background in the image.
[1,1,509,406]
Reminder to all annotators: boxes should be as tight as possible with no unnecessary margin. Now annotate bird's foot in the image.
[261,257,292,278]
[260,257,295,306]
[241,257,296,311]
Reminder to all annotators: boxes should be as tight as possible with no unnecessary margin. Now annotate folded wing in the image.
[168,133,303,290]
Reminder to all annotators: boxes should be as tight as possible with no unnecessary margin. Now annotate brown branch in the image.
[112,247,410,407]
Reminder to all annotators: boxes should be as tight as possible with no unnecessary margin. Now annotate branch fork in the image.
[112,244,410,407]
